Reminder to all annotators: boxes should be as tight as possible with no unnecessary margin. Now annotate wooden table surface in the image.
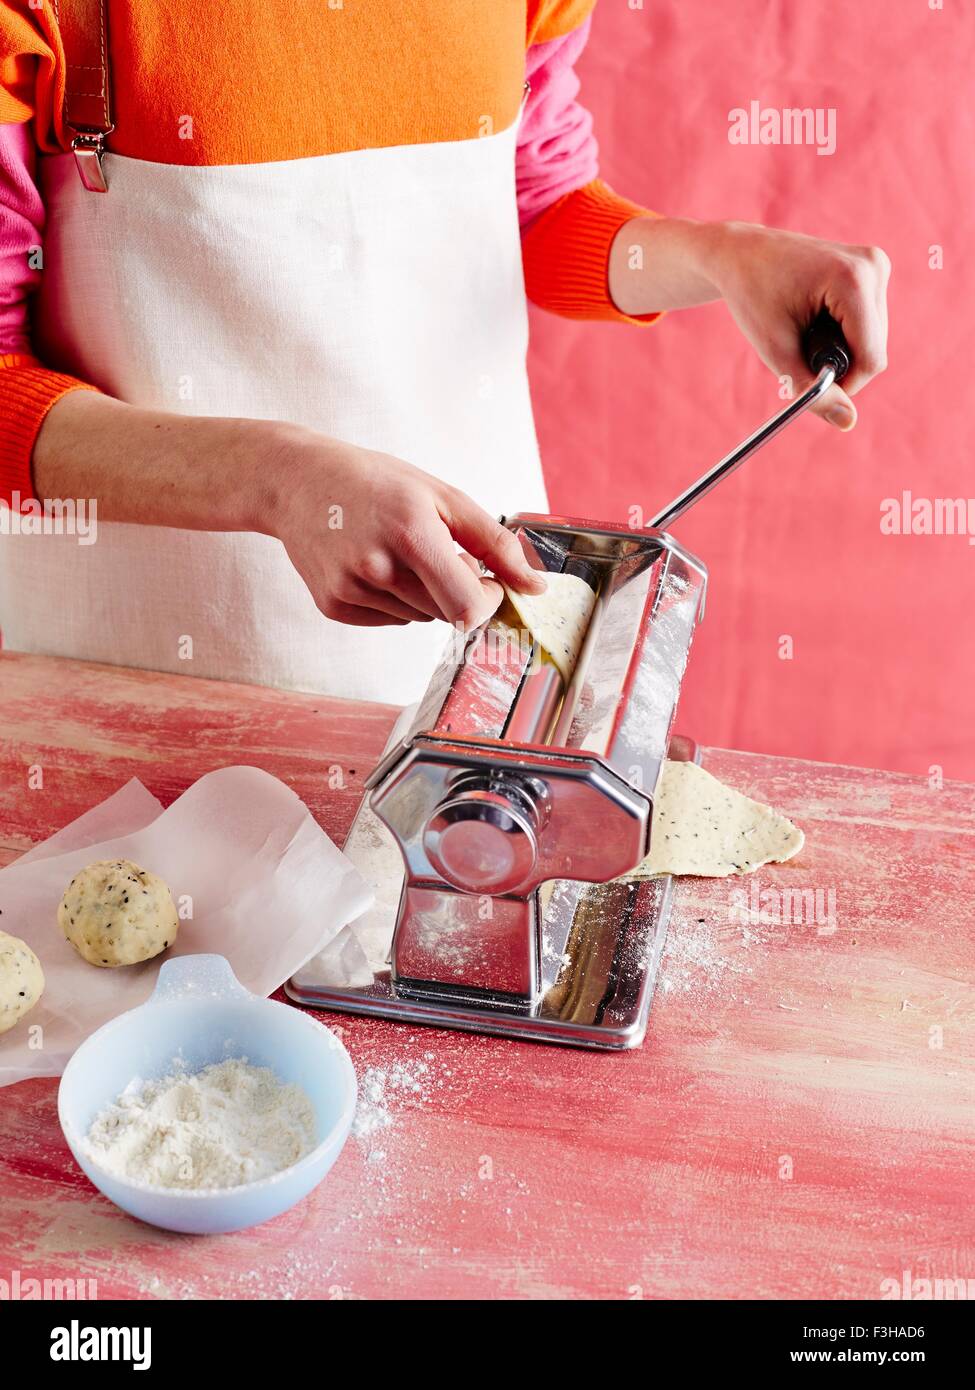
[0,650,972,1301]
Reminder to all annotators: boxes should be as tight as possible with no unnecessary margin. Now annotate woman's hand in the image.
[270,429,546,628]
[703,221,890,429]
[610,216,890,429]
[33,394,546,629]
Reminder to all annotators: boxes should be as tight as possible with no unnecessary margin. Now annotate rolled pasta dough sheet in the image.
[632,759,804,878]
[503,573,596,683]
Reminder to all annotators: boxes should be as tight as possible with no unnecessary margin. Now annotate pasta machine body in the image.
[365,514,707,1012]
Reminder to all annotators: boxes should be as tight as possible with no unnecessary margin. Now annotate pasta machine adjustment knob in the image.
[423,785,539,894]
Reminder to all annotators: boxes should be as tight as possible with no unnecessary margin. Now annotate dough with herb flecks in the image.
[58,859,179,968]
[0,931,44,1034]
[504,572,596,682]
[629,760,804,878]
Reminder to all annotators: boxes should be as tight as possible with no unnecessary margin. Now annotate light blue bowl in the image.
[57,954,356,1234]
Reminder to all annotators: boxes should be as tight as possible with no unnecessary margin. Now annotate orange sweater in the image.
[0,0,659,504]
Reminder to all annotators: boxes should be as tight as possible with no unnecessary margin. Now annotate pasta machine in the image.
[290,514,705,1047]
[288,313,851,1048]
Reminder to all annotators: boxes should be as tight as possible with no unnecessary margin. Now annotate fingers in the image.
[758,328,853,430]
[354,585,436,623]
[456,551,483,576]
[439,491,547,594]
[810,248,889,427]
[731,237,890,433]
[321,556,427,624]
[766,341,857,430]
[334,577,434,624]
[807,382,857,430]
[381,570,444,620]
[766,273,886,432]
[454,551,513,613]
[319,469,548,632]
[389,558,504,625]
[823,261,889,400]
[344,533,509,632]
[379,516,496,628]
[320,598,410,627]
[351,551,441,620]
[477,574,505,614]
[452,552,505,614]
[776,358,857,429]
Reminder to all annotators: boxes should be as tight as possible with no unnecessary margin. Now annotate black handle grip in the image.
[803,309,852,383]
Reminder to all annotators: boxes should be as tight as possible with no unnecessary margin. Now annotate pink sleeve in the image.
[0,122,98,508]
[517,16,600,230]
[0,119,43,356]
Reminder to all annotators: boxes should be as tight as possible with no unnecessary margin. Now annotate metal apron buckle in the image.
[58,0,114,192]
[70,127,113,193]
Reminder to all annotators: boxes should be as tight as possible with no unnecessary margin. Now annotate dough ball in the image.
[0,931,45,1035]
[58,859,179,968]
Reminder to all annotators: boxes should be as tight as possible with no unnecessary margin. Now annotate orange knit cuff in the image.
[0,355,99,507]
[529,0,597,45]
[521,178,664,326]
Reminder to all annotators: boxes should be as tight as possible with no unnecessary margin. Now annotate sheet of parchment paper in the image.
[0,766,372,1085]
[299,703,418,988]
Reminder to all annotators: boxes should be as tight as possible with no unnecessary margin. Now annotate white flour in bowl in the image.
[82,1058,317,1190]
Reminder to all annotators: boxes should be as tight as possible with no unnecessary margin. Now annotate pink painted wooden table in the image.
[0,651,972,1300]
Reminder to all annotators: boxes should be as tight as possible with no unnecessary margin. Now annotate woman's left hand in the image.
[610,216,891,430]
[703,220,890,430]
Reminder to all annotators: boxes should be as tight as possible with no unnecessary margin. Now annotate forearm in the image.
[609,215,889,428]
[31,391,289,535]
[29,391,545,632]
[608,216,725,315]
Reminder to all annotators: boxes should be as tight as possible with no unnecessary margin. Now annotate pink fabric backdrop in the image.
[528,0,974,779]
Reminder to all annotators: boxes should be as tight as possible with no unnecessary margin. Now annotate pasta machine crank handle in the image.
[649,310,852,532]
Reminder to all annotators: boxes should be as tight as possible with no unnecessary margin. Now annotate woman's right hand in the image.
[269,427,547,628]
[33,394,545,629]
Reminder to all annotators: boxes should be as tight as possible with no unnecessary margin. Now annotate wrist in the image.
[219,416,306,538]
[258,422,354,543]
[609,215,727,314]
[690,219,766,297]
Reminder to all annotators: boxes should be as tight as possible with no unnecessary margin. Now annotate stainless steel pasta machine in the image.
[288,313,851,1047]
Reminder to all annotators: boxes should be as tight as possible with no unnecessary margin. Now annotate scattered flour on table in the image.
[337,1039,526,1262]
[658,900,826,1013]
[101,1036,545,1297]
[659,907,774,1001]
[82,1058,316,1190]
[352,1057,439,1149]
[659,914,730,996]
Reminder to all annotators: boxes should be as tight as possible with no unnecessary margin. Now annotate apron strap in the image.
[55,0,114,192]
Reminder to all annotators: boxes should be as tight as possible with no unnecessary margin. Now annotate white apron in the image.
[0,118,546,703]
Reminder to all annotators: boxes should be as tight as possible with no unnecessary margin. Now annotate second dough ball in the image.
[0,932,45,1034]
[59,860,180,968]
